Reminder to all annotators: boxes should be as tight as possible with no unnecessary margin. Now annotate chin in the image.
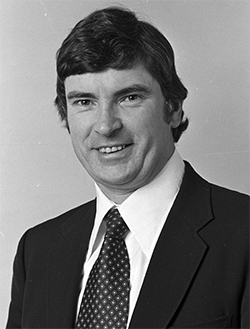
[97,172,135,188]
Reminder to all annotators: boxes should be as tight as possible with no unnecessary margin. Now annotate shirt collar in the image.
[93,149,184,258]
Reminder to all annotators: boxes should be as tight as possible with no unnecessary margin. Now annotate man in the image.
[6,6,249,329]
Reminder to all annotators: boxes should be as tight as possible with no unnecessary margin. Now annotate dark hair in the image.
[55,6,189,142]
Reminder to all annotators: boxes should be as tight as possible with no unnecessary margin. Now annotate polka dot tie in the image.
[75,207,130,329]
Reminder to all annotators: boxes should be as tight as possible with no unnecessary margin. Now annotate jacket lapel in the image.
[45,162,213,328]
[129,163,214,328]
[48,200,96,328]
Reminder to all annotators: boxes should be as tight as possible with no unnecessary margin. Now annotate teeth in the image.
[99,145,126,153]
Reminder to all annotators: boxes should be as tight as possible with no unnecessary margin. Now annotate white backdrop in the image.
[1,0,249,326]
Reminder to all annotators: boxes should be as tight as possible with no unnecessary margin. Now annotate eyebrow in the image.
[66,84,151,101]
[67,92,95,100]
[113,84,152,98]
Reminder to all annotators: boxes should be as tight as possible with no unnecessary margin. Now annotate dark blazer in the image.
[6,162,249,328]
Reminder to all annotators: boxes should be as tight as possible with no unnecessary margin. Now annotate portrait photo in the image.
[1,1,249,328]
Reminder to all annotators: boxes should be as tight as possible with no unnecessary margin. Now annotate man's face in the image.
[65,64,181,198]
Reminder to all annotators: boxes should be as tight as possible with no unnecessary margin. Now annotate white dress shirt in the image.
[76,149,185,327]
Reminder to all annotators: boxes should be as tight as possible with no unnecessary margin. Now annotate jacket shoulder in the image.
[211,182,249,200]
[180,162,249,231]
[183,161,249,211]
[20,199,96,251]
[210,183,249,218]
[209,185,249,242]
[30,199,95,231]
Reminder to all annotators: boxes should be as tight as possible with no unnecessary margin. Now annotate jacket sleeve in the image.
[241,266,249,328]
[6,231,29,328]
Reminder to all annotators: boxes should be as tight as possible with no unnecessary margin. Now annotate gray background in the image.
[0,0,249,326]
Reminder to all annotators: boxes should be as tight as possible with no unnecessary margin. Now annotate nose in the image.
[94,103,122,136]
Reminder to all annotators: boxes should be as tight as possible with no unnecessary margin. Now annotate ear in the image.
[167,101,182,128]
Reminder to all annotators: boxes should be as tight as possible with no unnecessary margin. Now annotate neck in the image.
[96,185,133,205]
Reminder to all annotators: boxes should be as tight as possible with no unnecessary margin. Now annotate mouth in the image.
[97,145,127,154]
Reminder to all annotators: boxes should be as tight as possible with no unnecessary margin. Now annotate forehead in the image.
[64,64,159,94]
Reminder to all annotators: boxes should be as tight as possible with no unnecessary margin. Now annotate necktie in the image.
[75,207,130,329]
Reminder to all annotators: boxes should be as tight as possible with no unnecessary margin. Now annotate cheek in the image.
[67,113,77,132]
[129,110,167,154]
[139,112,169,141]
[68,115,92,141]
[68,126,89,155]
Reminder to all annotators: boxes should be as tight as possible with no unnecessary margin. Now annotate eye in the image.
[73,99,92,106]
[121,94,142,103]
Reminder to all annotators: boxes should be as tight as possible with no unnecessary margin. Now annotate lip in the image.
[94,144,132,155]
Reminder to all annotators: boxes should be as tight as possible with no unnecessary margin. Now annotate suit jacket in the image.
[6,162,249,328]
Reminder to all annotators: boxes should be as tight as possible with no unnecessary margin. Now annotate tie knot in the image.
[105,207,129,239]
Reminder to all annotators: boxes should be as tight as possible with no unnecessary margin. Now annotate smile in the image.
[98,145,126,154]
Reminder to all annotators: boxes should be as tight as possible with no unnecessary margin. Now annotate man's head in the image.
[55,6,188,143]
[55,6,189,201]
